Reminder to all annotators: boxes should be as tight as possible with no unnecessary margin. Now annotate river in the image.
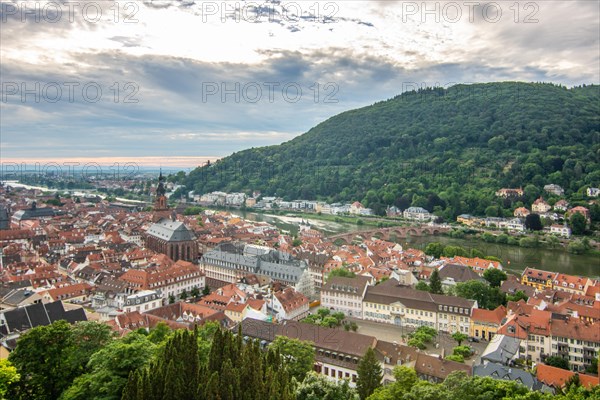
[231,211,599,279]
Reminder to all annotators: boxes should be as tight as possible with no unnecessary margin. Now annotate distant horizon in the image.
[0,156,220,171]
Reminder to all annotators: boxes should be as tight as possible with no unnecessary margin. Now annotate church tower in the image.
[152,170,171,222]
[144,170,198,261]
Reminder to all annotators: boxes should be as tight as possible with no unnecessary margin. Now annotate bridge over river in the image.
[327,225,451,244]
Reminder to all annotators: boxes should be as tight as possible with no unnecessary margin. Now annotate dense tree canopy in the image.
[483,268,508,288]
[0,359,19,399]
[269,336,315,382]
[8,321,113,400]
[455,280,506,310]
[296,372,359,400]
[183,83,600,219]
[367,369,600,400]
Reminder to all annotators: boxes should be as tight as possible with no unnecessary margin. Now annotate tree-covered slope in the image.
[184,82,600,218]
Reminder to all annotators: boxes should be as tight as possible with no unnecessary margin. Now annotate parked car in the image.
[468,336,480,343]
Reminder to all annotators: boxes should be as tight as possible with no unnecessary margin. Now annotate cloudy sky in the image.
[1,0,598,168]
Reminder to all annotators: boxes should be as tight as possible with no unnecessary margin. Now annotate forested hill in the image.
[183,82,600,219]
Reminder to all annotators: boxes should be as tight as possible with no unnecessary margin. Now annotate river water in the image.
[231,211,599,279]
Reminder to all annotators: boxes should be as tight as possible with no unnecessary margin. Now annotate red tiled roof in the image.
[44,282,93,300]
[274,288,308,313]
[536,363,599,389]
[471,305,506,324]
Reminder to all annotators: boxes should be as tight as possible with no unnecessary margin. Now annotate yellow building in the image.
[470,305,507,341]
[521,268,555,291]
[224,302,249,323]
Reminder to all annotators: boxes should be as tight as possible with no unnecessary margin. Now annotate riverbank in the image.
[229,210,599,279]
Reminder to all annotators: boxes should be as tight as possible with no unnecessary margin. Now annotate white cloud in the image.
[1,0,598,159]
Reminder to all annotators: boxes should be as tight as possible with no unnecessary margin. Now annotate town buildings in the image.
[403,207,432,221]
[320,276,371,318]
[239,318,470,387]
[200,242,314,298]
[144,173,198,262]
[362,278,476,334]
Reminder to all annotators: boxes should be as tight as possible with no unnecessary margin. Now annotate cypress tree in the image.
[204,372,220,400]
[121,370,138,400]
[356,347,382,400]
[429,269,444,294]
[208,329,223,373]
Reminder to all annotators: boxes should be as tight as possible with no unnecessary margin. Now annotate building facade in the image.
[320,276,371,318]
[362,278,475,334]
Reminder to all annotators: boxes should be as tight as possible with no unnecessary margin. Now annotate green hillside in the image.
[183,82,600,219]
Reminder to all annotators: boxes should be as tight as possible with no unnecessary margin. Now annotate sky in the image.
[1,0,599,169]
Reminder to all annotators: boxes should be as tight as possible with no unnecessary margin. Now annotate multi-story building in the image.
[521,268,556,291]
[403,207,431,221]
[544,184,564,196]
[362,278,475,334]
[272,287,309,321]
[498,309,600,371]
[441,256,502,276]
[239,318,471,388]
[531,197,551,214]
[568,206,591,222]
[321,276,371,318]
[552,273,592,296]
[521,268,594,296]
[470,305,507,341]
[587,188,600,197]
[550,318,600,372]
[200,242,314,298]
[497,308,552,364]
[514,207,531,218]
[553,200,569,212]
[123,290,163,313]
[550,224,571,238]
[119,260,205,301]
[496,188,524,198]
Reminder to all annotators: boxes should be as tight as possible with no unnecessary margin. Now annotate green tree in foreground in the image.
[8,321,113,400]
[296,372,359,400]
[269,336,315,382]
[368,366,417,400]
[124,327,296,400]
[356,347,382,400]
[0,359,19,400]
[59,332,156,400]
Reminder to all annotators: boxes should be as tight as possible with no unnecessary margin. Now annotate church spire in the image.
[156,168,166,197]
[152,170,169,222]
